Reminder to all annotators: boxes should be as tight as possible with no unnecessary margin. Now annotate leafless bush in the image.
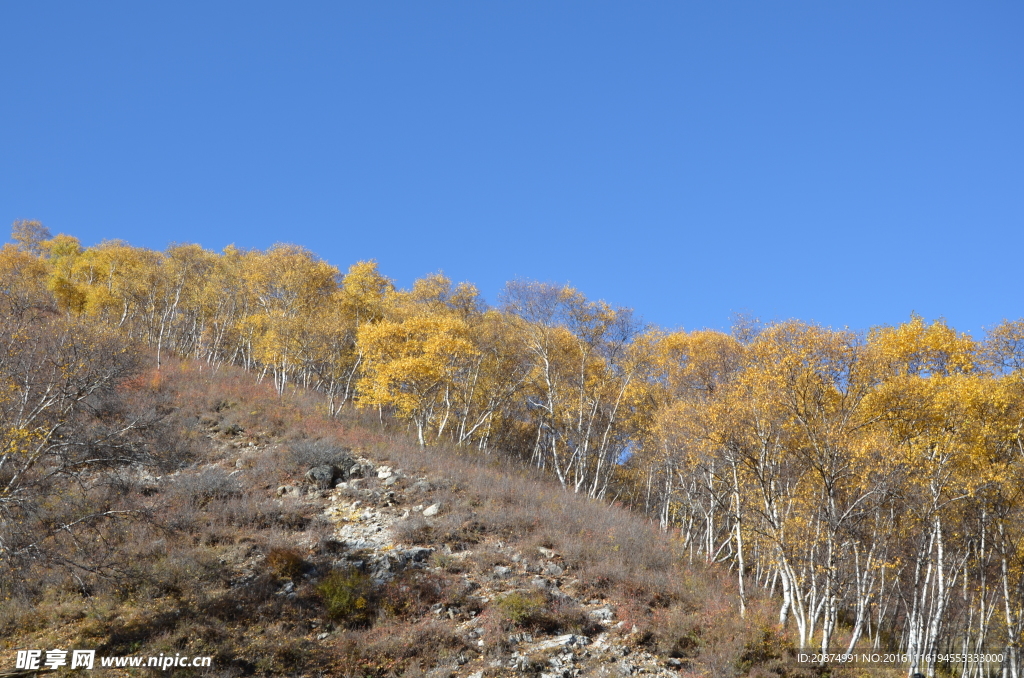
[336,620,468,678]
[171,467,243,507]
[287,438,354,471]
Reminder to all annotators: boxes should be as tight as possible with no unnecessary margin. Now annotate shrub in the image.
[337,620,467,678]
[266,547,305,579]
[536,596,599,636]
[379,571,454,619]
[391,515,432,545]
[318,568,377,628]
[288,439,354,472]
[430,552,463,573]
[495,590,547,627]
[172,468,241,508]
[736,625,790,675]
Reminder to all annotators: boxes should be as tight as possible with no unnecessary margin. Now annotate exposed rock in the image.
[346,462,373,478]
[302,451,696,678]
[404,546,434,562]
[305,465,336,489]
[543,561,564,576]
[529,634,588,653]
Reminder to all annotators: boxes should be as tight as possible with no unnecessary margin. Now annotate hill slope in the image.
[1,358,806,678]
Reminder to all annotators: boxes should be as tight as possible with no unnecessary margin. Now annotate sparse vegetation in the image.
[318,568,377,628]
[0,349,817,676]
[495,591,548,627]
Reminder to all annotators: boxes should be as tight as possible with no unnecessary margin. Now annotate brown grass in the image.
[0,355,803,677]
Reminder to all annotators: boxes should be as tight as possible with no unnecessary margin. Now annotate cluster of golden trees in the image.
[635,318,1024,676]
[4,221,1024,674]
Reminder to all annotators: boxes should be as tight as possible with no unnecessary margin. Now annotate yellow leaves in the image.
[648,329,745,402]
[356,313,478,417]
[868,313,977,377]
[339,261,393,325]
[243,244,339,315]
[0,425,45,458]
[984,319,1024,375]
[0,243,52,315]
[10,220,51,256]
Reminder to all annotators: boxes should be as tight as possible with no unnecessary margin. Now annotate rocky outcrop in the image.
[300,456,683,677]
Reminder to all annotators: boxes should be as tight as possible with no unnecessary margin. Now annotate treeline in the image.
[4,221,1024,675]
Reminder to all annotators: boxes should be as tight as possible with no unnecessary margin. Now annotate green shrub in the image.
[317,568,377,628]
[495,591,547,627]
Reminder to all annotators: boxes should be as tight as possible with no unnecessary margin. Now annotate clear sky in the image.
[2,2,1021,335]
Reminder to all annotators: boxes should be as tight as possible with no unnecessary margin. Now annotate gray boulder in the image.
[404,547,435,562]
[305,465,336,489]
[543,561,564,577]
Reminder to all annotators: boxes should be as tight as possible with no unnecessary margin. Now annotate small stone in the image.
[317,632,330,641]
[422,503,440,517]
[493,565,512,577]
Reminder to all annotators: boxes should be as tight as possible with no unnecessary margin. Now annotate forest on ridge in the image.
[4,220,1024,676]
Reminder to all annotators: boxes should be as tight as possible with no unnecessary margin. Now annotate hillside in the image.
[5,228,1024,676]
[2,358,799,677]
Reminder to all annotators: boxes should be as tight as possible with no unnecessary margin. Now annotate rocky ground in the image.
[267,452,685,677]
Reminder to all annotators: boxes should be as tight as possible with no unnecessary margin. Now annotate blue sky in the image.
[2,2,1021,335]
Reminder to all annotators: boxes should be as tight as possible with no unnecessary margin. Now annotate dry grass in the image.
[0,356,805,677]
